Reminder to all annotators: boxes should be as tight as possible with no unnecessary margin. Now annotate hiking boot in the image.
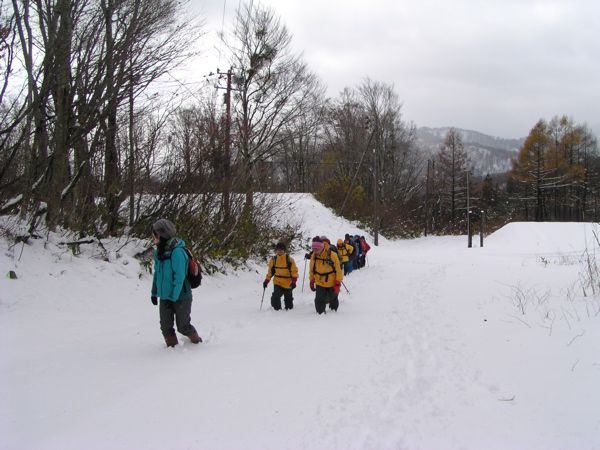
[164,334,178,347]
[187,331,202,344]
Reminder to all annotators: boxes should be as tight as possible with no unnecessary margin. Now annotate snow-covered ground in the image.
[2,194,600,450]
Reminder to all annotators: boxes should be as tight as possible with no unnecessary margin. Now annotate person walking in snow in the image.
[359,236,371,268]
[321,236,338,257]
[336,238,354,276]
[309,236,343,314]
[151,219,202,347]
[353,234,363,270]
[344,234,354,274]
[263,242,299,310]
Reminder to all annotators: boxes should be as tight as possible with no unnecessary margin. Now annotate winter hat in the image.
[311,236,324,252]
[275,241,286,251]
[320,236,330,245]
[337,239,343,246]
[152,218,177,239]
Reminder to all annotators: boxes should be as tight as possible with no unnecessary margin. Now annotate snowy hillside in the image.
[2,194,600,450]
[417,126,524,175]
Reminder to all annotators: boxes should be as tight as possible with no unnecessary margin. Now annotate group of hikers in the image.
[150,218,371,348]
[263,234,371,314]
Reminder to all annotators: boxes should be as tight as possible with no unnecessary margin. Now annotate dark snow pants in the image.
[314,285,339,314]
[159,299,197,337]
[271,284,294,310]
[343,261,351,275]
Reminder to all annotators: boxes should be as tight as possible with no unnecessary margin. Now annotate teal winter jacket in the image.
[151,238,192,302]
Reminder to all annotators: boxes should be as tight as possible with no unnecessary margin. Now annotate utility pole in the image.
[128,56,135,226]
[373,146,379,246]
[214,68,236,222]
[222,68,232,221]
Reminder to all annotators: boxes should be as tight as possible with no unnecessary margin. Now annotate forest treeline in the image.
[0,1,598,266]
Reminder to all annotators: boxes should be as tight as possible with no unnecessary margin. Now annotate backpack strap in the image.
[272,254,293,279]
[313,249,335,282]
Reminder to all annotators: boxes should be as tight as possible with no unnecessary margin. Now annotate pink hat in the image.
[311,236,324,252]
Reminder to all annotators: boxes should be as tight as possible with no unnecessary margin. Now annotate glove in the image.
[151,296,158,306]
[305,252,311,260]
[291,277,297,289]
[263,279,269,289]
[310,280,316,292]
[333,281,341,295]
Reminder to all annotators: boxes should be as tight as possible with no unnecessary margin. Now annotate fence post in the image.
[480,210,485,247]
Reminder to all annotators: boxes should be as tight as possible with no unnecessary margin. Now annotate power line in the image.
[164,71,207,104]
[217,0,227,68]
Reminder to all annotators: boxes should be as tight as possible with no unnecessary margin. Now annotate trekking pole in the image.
[260,287,266,310]
[341,281,350,294]
[301,258,307,292]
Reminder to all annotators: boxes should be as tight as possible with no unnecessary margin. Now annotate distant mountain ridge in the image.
[416,127,525,176]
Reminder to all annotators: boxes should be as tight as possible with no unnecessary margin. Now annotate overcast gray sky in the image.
[188,0,599,139]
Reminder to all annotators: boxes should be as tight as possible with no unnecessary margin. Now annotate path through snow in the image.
[2,195,600,449]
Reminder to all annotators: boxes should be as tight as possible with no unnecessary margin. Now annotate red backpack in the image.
[360,238,371,253]
[183,248,202,288]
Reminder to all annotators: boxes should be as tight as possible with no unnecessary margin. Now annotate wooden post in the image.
[425,159,430,236]
[467,210,472,248]
[467,170,472,248]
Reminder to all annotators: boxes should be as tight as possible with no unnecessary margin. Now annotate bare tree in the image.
[275,97,325,193]
[5,0,200,234]
[0,2,28,199]
[435,128,469,224]
[511,117,599,222]
[221,1,322,214]
[316,79,421,236]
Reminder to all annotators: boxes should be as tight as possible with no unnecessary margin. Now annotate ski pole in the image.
[260,286,266,310]
[341,281,350,294]
[301,258,307,292]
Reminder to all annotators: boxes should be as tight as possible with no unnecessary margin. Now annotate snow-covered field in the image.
[2,194,600,450]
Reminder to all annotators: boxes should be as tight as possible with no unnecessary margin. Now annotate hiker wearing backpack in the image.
[321,236,337,256]
[336,238,354,276]
[151,219,202,347]
[309,236,343,314]
[263,242,299,310]
[359,236,371,268]
[343,234,354,274]
[352,235,362,270]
